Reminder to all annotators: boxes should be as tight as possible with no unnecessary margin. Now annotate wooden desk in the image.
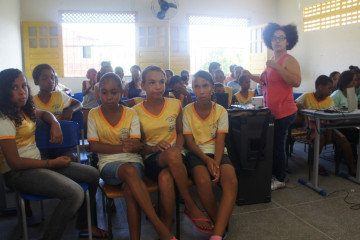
[299,109,360,196]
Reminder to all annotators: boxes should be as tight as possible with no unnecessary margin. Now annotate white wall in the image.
[19,0,278,93]
[277,0,360,92]
[20,0,277,25]
[0,0,22,70]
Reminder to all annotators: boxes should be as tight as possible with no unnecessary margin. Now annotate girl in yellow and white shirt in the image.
[87,72,176,240]
[183,70,238,240]
[133,66,213,233]
[0,68,100,239]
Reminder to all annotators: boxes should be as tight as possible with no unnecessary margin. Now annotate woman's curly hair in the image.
[263,22,298,50]
[0,68,36,126]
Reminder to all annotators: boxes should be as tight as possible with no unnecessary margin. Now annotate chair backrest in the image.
[72,92,83,102]
[35,121,80,150]
[71,110,84,131]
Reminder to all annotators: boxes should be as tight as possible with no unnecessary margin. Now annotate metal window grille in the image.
[60,11,136,23]
[304,0,360,31]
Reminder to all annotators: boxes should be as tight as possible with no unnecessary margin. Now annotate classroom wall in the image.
[0,0,22,70]
[20,0,277,26]
[19,0,278,93]
[277,0,360,93]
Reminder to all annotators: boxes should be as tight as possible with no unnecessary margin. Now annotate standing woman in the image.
[246,23,301,190]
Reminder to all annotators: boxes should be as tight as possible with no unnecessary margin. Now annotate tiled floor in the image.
[1,142,360,240]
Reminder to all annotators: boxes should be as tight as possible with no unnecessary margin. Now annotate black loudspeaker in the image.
[226,108,274,205]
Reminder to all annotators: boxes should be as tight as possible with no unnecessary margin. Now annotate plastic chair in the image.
[18,182,92,240]
[293,92,302,101]
[19,121,92,240]
[71,111,90,163]
[35,121,81,162]
[190,92,197,101]
[72,92,83,102]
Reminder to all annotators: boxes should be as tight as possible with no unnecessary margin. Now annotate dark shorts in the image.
[144,151,186,181]
[185,152,233,179]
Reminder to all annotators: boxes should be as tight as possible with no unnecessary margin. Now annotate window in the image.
[188,15,249,74]
[304,0,360,32]
[61,12,136,77]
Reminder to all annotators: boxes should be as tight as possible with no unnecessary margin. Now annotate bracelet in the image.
[46,159,49,168]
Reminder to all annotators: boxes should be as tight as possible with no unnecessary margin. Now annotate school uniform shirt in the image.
[224,86,233,108]
[133,98,181,156]
[87,105,143,172]
[133,97,145,105]
[183,102,228,154]
[234,90,256,104]
[330,90,358,108]
[296,92,334,110]
[34,91,72,119]
[0,115,41,174]
[296,92,335,125]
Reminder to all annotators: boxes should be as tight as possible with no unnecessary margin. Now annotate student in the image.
[165,69,174,86]
[168,75,193,107]
[114,66,126,89]
[329,71,340,93]
[95,64,114,103]
[227,66,243,93]
[233,72,256,104]
[213,69,233,108]
[82,68,98,131]
[32,64,82,120]
[183,70,238,240]
[180,70,191,92]
[0,68,102,240]
[97,61,113,82]
[296,75,356,176]
[214,83,225,94]
[330,71,359,166]
[224,64,237,85]
[87,72,176,240]
[133,66,213,233]
[124,65,145,99]
[349,65,360,101]
[330,70,357,108]
[208,62,221,77]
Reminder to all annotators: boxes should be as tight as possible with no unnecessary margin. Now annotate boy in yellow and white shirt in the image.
[213,70,233,108]
[87,105,143,172]
[234,74,256,105]
[32,64,81,120]
[34,91,74,119]
[296,75,356,176]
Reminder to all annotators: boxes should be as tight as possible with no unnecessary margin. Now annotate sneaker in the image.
[271,178,286,190]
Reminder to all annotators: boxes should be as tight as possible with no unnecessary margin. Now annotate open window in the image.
[188,15,249,74]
